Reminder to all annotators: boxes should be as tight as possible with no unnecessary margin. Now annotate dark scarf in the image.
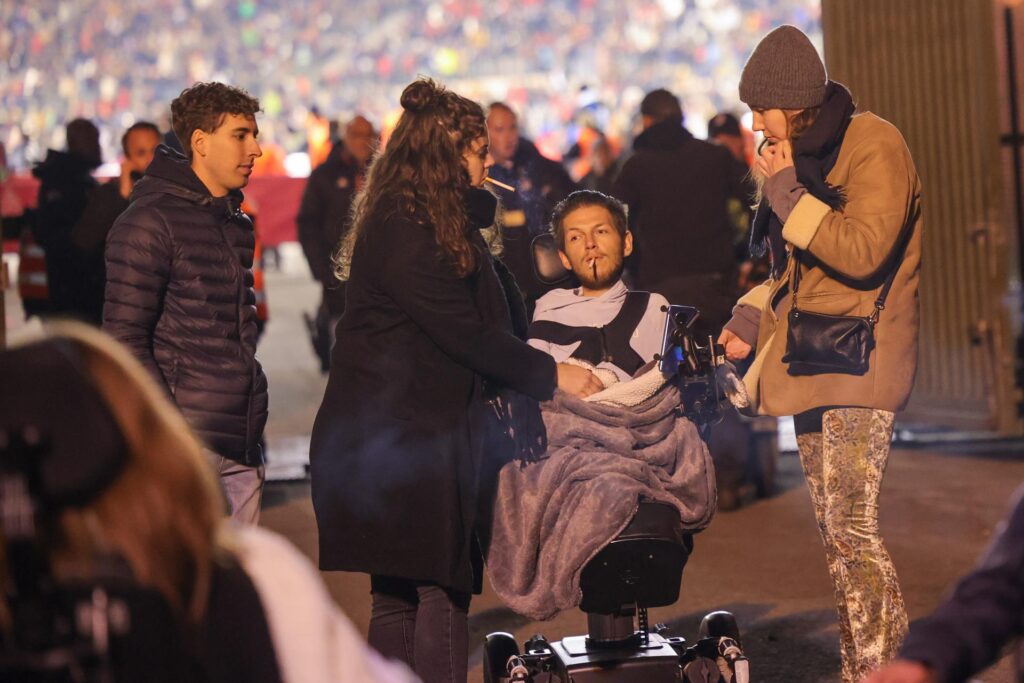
[750,81,856,276]
[464,187,549,463]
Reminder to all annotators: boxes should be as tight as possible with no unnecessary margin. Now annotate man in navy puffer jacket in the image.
[103,82,268,523]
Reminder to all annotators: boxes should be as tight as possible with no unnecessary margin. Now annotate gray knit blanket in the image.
[485,380,717,620]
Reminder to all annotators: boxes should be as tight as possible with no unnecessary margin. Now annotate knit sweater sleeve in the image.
[762,167,807,223]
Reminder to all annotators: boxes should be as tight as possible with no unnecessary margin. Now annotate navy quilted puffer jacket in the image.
[103,145,268,466]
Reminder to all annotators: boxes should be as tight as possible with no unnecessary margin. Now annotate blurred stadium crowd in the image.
[1,0,819,172]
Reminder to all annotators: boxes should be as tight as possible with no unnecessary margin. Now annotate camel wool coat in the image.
[740,112,922,417]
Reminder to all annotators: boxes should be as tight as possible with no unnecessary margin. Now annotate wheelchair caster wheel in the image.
[699,610,741,644]
[483,631,520,683]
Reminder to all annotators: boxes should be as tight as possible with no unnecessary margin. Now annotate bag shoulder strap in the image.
[790,219,914,325]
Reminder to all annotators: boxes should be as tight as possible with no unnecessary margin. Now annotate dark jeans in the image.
[368,575,472,683]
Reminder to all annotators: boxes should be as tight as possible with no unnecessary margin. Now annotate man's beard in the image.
[576,257,624,291]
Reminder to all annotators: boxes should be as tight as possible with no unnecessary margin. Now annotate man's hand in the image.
[861,660,935,683]
[753,139,794,179]
[718,328,752,362]
[556,363,604,398]
[118,159,134,199]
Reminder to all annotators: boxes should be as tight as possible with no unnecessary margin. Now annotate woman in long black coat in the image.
[309,79,601,683]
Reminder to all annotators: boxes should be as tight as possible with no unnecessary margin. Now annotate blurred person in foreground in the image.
[71,121,162,325]
[863,484,1024,683]
[718,25,922,680]
[102,82,268,524]
[297,114,377,370]
[32,118,102,318]
[310,78,601,683]
[0,323,416,682]
[486,101,577,316]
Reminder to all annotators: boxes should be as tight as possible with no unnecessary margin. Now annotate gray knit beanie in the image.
[739,25,827,109]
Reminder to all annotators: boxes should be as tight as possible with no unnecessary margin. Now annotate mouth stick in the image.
[484,176,515,192]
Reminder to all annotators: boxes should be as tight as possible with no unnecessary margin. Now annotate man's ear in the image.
[558,250,572,271]
[623,230,634,258]
[190,129,207,158]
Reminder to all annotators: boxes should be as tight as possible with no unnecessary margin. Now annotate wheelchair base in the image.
[485,611,748,683]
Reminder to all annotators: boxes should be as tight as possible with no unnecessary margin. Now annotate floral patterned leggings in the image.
[794,407,908,683]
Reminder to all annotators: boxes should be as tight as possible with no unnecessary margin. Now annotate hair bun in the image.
[400,79,442,113]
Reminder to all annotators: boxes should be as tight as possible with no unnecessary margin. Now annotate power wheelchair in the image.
[480,236,750,683]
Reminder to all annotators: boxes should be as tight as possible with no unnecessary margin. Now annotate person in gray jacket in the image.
[103,82,268,523]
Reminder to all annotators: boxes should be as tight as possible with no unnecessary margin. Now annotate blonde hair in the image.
[1,322,227,626]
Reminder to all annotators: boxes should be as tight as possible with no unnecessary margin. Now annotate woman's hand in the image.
[860,660,935,683]
[754,139,794,179]
[717,329,752,362]
[556,363,605,398]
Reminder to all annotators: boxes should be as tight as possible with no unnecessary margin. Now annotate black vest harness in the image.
[528,291,652,375]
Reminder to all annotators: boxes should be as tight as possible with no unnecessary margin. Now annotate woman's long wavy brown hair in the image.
[335,78,487,280]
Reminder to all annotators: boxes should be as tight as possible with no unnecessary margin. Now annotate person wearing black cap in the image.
[717,25,923,681]
[707,111,761,280]
[707,112,747,166]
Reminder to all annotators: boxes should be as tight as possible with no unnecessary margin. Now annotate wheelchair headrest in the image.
[531,232,575,286]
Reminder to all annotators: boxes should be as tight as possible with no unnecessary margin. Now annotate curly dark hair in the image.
[549,190,628,249]
[170,82,261,159]
[339,78,487,279]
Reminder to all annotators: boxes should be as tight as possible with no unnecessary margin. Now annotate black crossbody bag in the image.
[782,251,899,377]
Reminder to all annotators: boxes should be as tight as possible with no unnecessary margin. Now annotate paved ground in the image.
[4,251,1020,681]
[250,260,1020,682]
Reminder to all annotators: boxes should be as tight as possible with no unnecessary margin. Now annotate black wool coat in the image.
[613,121,742,334]
[32,150,98,317]
[296,142,365,316]
[103,145,268,466]
[72,179,131,325]
[310,201,557,594]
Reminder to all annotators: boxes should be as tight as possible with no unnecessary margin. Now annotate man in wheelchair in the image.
[527,190,669,384]
[483,191,748,682]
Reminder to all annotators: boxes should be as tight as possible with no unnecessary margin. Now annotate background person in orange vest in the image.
[16,228,50,319]
[242,198,269,338]
[306,107,332,171]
